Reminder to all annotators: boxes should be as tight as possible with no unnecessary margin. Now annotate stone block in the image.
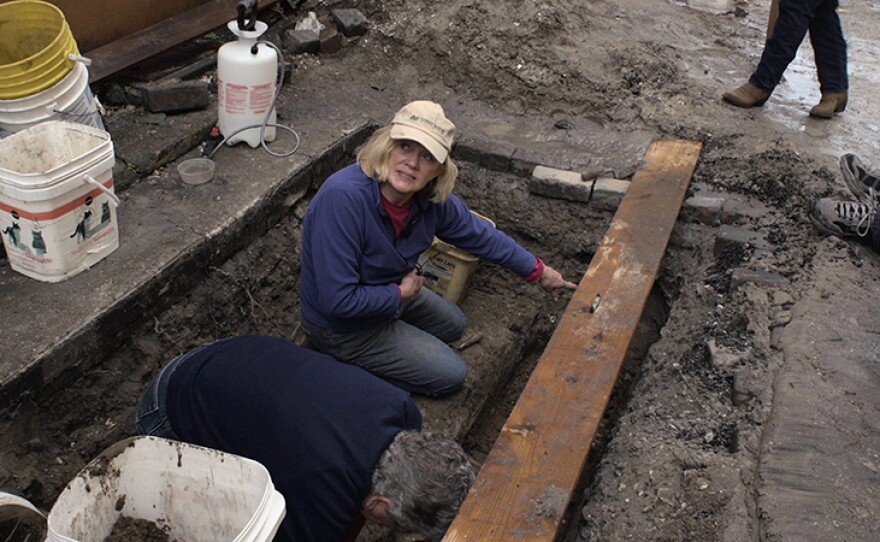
[454,138,513,172]
[720,195,770,224]
[331,8,368,37]
[528,165,591,203]
[319,28,344,54]
[713,225,769,257]
[510,153,539,178]
[729,268,790,291]
[591,177,629,212]
[284,29,320,55]
[134,79,210,114]
[683,194,724,225]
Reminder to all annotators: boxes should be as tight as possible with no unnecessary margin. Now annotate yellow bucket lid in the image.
[0,0,79,99]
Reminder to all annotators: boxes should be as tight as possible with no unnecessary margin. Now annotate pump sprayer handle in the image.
[236,0,259,31]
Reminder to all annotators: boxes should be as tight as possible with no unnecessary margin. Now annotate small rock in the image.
[319,27,344,54]
[98,82,128,107]
[772,290,794,306]
[331,8,368,37]
[284,29,320,55]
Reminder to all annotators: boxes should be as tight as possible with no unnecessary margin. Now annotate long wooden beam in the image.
[445,139,702,541]
[85,0,280,83]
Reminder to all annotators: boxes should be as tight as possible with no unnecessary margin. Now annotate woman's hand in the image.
[398,268,426,302]
[539,265,578,300]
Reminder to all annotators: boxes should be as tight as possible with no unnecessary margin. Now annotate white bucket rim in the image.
[0,61,87,114]
[0,120,111,190]
[47,436,282,542]
[0,491,48,539]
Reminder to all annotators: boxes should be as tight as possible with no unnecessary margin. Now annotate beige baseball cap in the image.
[390,101,456,163]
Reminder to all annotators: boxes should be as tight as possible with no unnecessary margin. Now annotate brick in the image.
[720,195,770,224]
[713,225,769,257]
[510,152,539,178]
[319,28,344,54]
[591,177,629,212]
[683,194,724,225]
[528,165,591,203]
[284,29,320,55]
[331,8,368,37]
[135,79,210,114]
[729,268,790,291]
[453,138,513,172]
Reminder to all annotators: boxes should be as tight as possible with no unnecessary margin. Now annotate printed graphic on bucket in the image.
[417,211,495,305]
[1,185,118,281]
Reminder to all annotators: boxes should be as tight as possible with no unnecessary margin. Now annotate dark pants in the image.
[135,342,216,439]
[750,0,848,94]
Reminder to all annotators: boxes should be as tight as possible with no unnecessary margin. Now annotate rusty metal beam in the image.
[85,0,280,83]
[445,138,702,541]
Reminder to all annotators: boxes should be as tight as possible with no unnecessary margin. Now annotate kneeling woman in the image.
[299,100,577,396]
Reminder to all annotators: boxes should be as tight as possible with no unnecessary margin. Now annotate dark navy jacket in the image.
[166,336,422,542]
[300,164,537,332]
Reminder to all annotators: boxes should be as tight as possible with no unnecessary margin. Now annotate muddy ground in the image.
[2,0,879,540]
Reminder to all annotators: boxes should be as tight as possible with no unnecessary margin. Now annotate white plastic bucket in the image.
[0,121,119,282]
[0,61,104,134]
[46,436,286,542]
[0,491,47,541]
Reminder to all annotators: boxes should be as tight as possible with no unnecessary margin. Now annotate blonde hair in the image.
[357,126,459,203]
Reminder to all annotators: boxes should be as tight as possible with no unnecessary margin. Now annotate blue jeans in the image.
[751,0,847,94]
[301,288,468,396]
[135,343,214,439]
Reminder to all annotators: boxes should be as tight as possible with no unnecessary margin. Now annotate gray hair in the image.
[371,430,476,540]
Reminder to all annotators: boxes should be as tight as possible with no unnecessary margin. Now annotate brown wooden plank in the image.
[85,0,280,83]
[444,139,702,541]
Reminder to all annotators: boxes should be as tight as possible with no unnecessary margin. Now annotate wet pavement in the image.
[739,2,880,164]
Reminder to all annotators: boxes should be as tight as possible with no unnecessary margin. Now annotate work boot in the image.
[840,153,880,203]
[722,82,772,108]
[809,92,848,119]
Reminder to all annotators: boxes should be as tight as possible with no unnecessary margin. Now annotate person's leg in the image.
[302,314,468,397]
[808,0,847,94]
[749,0,820,91]
[398,288,467,343]
[134,345,209,438]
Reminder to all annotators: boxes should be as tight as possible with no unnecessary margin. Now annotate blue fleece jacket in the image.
[300,164,537,332]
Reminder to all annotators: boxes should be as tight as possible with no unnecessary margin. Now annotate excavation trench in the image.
[0,152,674,540]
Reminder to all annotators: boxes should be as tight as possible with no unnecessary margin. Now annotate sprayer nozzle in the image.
[236,0,259,31]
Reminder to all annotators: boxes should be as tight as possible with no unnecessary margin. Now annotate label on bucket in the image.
[417,245,479,305]
[1,182,118,282]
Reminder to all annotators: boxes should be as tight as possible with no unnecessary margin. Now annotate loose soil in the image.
[2,0,879,541]
[105,516,170,542]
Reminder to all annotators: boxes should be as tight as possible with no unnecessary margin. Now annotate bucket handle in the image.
[68,53,92,66]
[83,174,121,208]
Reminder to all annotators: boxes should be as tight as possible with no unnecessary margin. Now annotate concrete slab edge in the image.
[0,124,376,411]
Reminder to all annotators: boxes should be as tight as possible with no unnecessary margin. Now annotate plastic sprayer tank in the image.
[217,20,277,147]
